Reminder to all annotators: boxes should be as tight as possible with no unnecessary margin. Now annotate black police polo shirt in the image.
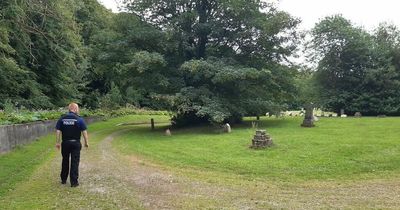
[55,112,87,141]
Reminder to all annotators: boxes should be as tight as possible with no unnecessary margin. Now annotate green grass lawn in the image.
[113,116,400,182]
[2,115,400,209]
[0,135,55,197]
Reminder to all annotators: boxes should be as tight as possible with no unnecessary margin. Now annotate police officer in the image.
[55,103,89,187]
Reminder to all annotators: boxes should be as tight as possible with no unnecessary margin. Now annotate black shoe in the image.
[71,183,79,187]
[61,180,66,184]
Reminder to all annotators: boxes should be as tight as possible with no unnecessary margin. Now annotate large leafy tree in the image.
[0,24,44,108]
[123,0,300,124]
[2,0,87,108]
[124,0,299,63]
[310,15,400,115]
[83,11,169,109]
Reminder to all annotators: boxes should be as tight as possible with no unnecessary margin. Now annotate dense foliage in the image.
[308,15,400,115]
[2,1,400,124]
[0,0,301,125]
[0,104,169,125]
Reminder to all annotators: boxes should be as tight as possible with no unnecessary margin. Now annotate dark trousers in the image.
[61,140,81,185]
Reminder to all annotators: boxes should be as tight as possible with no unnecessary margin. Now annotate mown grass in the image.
[113,116,400,182]
[2,115,400,209]
[0,136,55,197]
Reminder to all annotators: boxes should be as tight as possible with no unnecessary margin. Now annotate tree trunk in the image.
[196,0,208,59]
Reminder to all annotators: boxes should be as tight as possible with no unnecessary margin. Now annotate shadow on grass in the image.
[118,117,297,138]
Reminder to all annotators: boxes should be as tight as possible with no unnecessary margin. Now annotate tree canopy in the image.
[2,1,400,123]
[309,15,400,115]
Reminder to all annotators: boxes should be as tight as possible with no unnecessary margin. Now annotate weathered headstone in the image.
[151,118,155,130]
[301,103,315,127]
[354,112,362,117]
[251,121,258,129]
[340,109,345,117]
[165,128,171,136]
[250,130,273,149]
[223,123,231,133]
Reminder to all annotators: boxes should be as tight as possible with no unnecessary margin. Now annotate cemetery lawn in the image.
[2,115,400,209]
[113,116,400,182]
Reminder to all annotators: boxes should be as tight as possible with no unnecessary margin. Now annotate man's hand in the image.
[55,143,61,150]
[84,142,89,148]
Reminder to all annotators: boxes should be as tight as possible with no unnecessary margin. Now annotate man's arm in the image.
[82,130,89,148]
[56,130,62,150]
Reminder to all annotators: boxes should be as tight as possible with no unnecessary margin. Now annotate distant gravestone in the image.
[340,109,345,117]
[250,130,273,149]
[377,115,386,118]
[165,129,171,136]
[251,121,258,129]
[223,123,231,133]
[354,112,362,117]
[301,103,315,127]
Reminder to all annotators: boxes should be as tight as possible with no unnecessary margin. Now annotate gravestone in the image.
[223,123,231,133]
[301,103,315,127]
[340,109,345,117]
[354,112,362,117]
[250,130,273,149]
[151,118,155,130]
[251,121,258,129]
[377,115,386,118]
[165,129,171,136]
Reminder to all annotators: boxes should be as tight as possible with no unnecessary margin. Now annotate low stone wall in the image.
[0,117,102,154]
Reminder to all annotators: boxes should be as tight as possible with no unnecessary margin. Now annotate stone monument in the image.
[250,130,273,149]
[251,121,258,129]
[354,112,362,117]
[340,109,345,117]
[301,103,315,127]
[223,123,231,133]
[165,128,171,136]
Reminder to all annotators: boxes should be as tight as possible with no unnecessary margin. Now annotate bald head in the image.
[68,103,79,114]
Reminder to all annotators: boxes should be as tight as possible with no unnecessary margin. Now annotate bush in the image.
[0,106,170,125]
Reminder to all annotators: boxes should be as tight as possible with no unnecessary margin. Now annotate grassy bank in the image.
[0,135,55,197]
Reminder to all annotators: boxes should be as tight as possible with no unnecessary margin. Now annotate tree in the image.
[310,16,400,115]
[309,15,373,114]
[124,0,300,124]
[171,58,296,125]
[82,11,170,109]
[0,24,45,108]
[124,0,299,62]
[2,0,87,108]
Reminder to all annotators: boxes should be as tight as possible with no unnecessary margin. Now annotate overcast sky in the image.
[97,0,400,31]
